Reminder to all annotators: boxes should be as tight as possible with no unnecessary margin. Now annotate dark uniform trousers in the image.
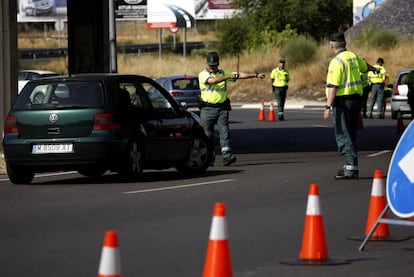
[333,95,361,173]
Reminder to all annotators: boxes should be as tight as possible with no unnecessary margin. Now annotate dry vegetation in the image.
[18,21,414,104]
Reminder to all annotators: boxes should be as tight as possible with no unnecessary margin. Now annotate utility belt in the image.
[334,94,361,107]
[200,98,231,111]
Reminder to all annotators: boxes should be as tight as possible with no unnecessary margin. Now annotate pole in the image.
[108,0,117,73]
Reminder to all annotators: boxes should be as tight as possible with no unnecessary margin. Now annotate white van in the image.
[21,0,54,16]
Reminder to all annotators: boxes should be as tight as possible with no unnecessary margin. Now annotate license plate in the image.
[32,144,74,154]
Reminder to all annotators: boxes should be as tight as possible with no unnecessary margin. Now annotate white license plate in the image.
[32,144,74,154]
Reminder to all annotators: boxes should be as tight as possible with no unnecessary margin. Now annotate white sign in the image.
[147,0,195,29]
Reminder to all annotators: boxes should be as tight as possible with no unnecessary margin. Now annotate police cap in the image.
[207,51,220,66]
[329,32,346,42]
[377,57,384,64]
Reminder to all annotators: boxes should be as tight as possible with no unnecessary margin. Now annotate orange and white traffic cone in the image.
[281,184,348,265]
[358,113,364,129]
[299,184,328,261]
[203,203,232,277]
[348,169,408,242]
[268,102,276,122]
[98,230,122,277]
[258,101,265,121]
[364,169,389,239]
[396,117,405,133]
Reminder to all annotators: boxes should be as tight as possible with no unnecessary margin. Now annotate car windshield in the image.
[14,82,104,110]
[172,78,199,90]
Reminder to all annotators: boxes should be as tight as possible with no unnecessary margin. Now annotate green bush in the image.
[355,25,398,50]
[281,36,318,67]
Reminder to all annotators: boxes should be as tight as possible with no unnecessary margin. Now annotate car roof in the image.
[19,69,58,74]
[26,73,149,83]
[156,74,198,80]
[397,68,414,75]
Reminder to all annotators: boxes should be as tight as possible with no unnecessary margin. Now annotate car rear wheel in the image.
[118,138,143,180]
[176,136,211,174]
[7,165,35,185]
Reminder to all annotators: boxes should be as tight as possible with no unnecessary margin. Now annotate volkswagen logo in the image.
[49,113,58,124]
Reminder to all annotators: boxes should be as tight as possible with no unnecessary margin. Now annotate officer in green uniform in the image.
[324,32,369,180]
[270,59,290,120]
[367,58,388,118]
[199,51,265,166]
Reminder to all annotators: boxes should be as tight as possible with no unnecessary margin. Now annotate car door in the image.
[135,77,193,161]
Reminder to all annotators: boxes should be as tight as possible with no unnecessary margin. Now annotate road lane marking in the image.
[367,150,392,157]
[123,179,235,194]
[0,171,77,182]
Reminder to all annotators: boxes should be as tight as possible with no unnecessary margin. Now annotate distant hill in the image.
[347,0,414,41]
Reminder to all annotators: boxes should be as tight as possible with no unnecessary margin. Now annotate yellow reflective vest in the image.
[326,49,368,97]
[368,65,387,84]
[270,67,290,87]
[199,69,234,104]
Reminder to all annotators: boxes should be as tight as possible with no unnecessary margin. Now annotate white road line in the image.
[0,171,77,182]
[123,179,235,194]
[367,150,392,157]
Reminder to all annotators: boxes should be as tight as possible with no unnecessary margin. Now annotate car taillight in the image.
[170,91,184,97]
[93,113,120,130]
[393,83,400,96]
[4,115,18,134]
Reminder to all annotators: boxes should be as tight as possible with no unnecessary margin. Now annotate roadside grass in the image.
[18,21,414,102]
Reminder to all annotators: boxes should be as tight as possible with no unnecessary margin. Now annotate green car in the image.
[3,73,212,184]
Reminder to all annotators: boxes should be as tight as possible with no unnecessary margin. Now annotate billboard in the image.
[147,0,195,28]
[208,0,232,9]
[114,0,147,19]
[18,0,67,22]
[353,0,388,25]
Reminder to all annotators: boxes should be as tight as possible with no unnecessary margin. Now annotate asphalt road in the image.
[1,107,413,277]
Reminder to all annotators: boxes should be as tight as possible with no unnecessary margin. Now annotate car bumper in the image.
[391,97,412,114]
[2,139,123,171]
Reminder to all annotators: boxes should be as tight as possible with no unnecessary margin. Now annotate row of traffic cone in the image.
[97,169,399,275]
[258,101,276,122]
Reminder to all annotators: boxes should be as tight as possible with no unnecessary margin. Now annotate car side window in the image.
[142,82,173,111]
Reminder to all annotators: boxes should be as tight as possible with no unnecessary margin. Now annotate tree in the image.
[232,0,352,41]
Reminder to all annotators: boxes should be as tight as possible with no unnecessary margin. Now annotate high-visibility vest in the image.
[368,65,387,84]
[199,69,234,104]
[326,50,367,97]
[270,67,290,87]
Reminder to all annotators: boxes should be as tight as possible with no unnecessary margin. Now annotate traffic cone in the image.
[268,102,276,122]
[364,169,389,238]
[98,230,122,277]
[258,101,265,121]
[348,169,408,242]
[396,117,405,133]
[203,202,232,277]
[358,113,364,129]
[281,184,348,265]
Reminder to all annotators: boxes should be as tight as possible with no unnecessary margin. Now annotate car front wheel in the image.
[176,136,211,174]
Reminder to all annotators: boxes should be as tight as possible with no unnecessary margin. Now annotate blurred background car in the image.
[155,74,201,110]
[3,73,212,184]
[391,68,414,119]
[18,69,59,93]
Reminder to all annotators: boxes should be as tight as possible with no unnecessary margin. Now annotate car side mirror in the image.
[179,101,188,110]
[398,84,409,96]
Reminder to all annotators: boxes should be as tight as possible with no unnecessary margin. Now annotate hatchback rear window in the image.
[172,78,199,90]
[14,82,104,110]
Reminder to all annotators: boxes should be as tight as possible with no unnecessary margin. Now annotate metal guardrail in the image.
[18,41,207,59]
